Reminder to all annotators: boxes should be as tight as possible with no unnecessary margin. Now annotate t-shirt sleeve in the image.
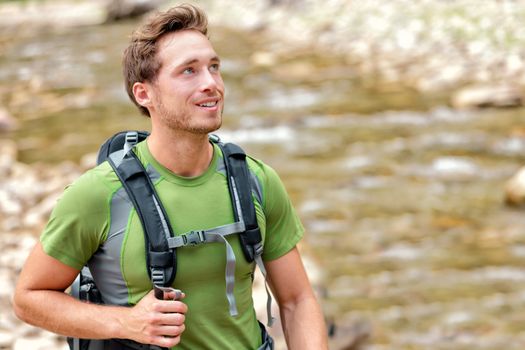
[40,171,110,270]
[259,164,304,261]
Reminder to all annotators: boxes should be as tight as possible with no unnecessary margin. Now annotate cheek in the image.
[216,76,225,93]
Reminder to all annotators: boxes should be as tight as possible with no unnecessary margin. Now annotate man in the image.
[13,4,328,349]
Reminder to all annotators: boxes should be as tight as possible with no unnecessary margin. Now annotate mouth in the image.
[197,101,218,108]
[195,98,220,109]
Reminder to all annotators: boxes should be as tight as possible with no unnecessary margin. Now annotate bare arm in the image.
[265,246,328,350]
[13,242,186,348]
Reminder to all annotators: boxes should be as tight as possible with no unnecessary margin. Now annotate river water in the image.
[3,18,525,350]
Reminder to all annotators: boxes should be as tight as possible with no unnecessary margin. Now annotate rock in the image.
[250,51,278,67]
[268,0,303,6]
[0,191,23,216]
[451,84,523,109]
[13,335,57,350]
[0,234,36,270]
[105,0,163,22]
[0,268,14,299]
[431,157,478,179]
[329,318,372,350]
[0,1,107,28]
[505,166,525,206]
[80,152,97,170]
[2,216,22,232]
[23,191,61,229]
[0,107,17,131]
[0,330,15,347]
[0,140,18,177]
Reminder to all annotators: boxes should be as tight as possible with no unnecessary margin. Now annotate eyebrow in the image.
[177,56,221,68]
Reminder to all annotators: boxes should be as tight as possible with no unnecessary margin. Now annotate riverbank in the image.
[0,139,88,349]
[2,1,525,349]
[207,0,525,95]
[2,0,524,97]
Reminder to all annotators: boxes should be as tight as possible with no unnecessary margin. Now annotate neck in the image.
[146,127,214,177]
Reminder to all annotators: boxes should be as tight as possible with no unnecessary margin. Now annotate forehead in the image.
[157,30,217,67]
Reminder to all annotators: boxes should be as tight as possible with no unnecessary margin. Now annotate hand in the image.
[121,289,187,347]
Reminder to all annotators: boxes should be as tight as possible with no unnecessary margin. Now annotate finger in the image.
[154,311,185,326]
[151,324,186,337]
[151,335,182,348]
[153,300,188,314]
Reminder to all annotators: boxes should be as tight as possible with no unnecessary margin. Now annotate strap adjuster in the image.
[123,131,139,156]
[209,134,221,143]
[182,230,206,246]
[254,242,263,257]
[151,268,165,285]
[125,131,139,144]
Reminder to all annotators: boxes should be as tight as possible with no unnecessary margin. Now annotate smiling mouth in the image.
[197,101,218,107]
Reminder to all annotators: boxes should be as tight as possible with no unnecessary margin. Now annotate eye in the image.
[209,63,220,73]
[183,67,194,75]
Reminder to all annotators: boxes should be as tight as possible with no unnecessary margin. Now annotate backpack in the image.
[68,131,274,350]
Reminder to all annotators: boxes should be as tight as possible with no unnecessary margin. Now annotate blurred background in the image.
[1,0,525,349]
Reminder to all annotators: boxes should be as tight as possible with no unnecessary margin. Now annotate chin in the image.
[191,119,222,134]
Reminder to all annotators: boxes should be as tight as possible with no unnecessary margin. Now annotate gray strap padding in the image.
[230,176,243,218]
[108,150,125,167]
[108,131,139,167]
[152,195,171,241]
[122,137,134,155]
[255,254,274,327]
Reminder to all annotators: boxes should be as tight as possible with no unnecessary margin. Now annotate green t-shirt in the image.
[40,140,303,349]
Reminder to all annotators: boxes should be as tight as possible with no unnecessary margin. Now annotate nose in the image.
[199,69,219,92]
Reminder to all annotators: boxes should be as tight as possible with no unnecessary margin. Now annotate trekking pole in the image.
[151,285,183,350]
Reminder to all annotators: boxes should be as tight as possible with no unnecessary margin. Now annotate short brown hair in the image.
[122,4,208,117]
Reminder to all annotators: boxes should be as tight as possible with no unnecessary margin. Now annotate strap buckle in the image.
[183,230,206,246]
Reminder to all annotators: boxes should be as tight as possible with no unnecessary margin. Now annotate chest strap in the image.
[167,218,273,326]
[168,221,245,316]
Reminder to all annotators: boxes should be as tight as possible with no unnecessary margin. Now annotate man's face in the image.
[147,30,225,134]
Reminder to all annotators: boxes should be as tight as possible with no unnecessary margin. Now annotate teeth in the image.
[199,101,217,107]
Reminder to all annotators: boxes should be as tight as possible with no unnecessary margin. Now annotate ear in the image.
[132,82,154,108]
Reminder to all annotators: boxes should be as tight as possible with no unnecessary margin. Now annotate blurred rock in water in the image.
[505,165,525,207]
[105,0,164,22]
[451,84,523,109]
[0,107,17,132]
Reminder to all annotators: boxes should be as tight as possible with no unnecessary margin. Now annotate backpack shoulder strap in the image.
[106,131,177,287]
[216,141,263,263]
[214,139,274,326]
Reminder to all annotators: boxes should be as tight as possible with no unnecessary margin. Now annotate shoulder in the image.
[245,154,289,208]
[71,161,120,196]
[246,156,280,186]
[41,162,122,268]
[54,161,121,215]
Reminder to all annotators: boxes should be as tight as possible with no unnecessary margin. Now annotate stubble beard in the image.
[157,100,223,135]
